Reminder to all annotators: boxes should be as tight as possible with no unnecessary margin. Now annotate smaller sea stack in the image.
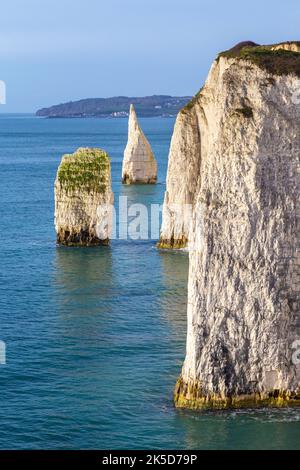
[55,147,114,246]
[122,104,157,184]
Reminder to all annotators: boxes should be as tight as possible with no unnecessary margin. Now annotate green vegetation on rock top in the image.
[218,42,300,77]
[57,147,110,193]
[180,87,204,114]
[179,41,300,116]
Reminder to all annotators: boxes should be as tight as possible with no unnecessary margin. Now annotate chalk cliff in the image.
[159,40,300,249]
[174,42,300,408]
[55,148,114,246]
[122,104,157,184]
[158,107,201,248]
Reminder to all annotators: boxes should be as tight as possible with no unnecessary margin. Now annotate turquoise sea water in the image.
[0,114,299,450]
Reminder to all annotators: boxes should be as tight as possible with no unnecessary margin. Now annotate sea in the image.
[0,114,299,449]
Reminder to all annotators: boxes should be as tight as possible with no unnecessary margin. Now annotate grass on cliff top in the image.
[57,147,110,193]
[180,41,300,113]
[180,41,300,115]
[218,41,300,77]
[181,87,204,114]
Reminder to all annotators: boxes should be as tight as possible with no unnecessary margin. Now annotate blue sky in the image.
[1,0,300,112]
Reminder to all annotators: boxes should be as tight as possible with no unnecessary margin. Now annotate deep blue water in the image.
[0,114,299,450]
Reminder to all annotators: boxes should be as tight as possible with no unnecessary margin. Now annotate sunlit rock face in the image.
[159,41,300,250]
[122,104,157,184]
[174,42,300,408]
[158,107,201,249]
[55,148,114,246]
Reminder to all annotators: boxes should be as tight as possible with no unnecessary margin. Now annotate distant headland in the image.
[36,95,192,118]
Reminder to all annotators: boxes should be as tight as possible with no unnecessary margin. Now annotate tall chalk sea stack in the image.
[55,147,114,246]
[158,106,201,248]
[122,104,157,184]
[174,42,300,408]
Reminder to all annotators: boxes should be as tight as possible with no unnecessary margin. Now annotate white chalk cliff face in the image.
[158,107,201,248]
[159,40,300,249]
[55,148,114,246]
[122,104,157,184]
[174,42,300,408]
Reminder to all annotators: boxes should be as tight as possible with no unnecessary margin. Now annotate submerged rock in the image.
[55,148,114,246]
[173,42,300,408]
[122,104,157,184]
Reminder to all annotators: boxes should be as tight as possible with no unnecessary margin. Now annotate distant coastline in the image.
[36,95,192,118]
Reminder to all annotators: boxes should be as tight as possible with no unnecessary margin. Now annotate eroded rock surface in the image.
[55,148,114,246]
[122,104,157,184]
[159,41,300,249]
[174,42,300,408]
[158,107,201,248]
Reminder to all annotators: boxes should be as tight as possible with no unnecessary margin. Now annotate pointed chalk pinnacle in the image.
[122,104,157,184]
